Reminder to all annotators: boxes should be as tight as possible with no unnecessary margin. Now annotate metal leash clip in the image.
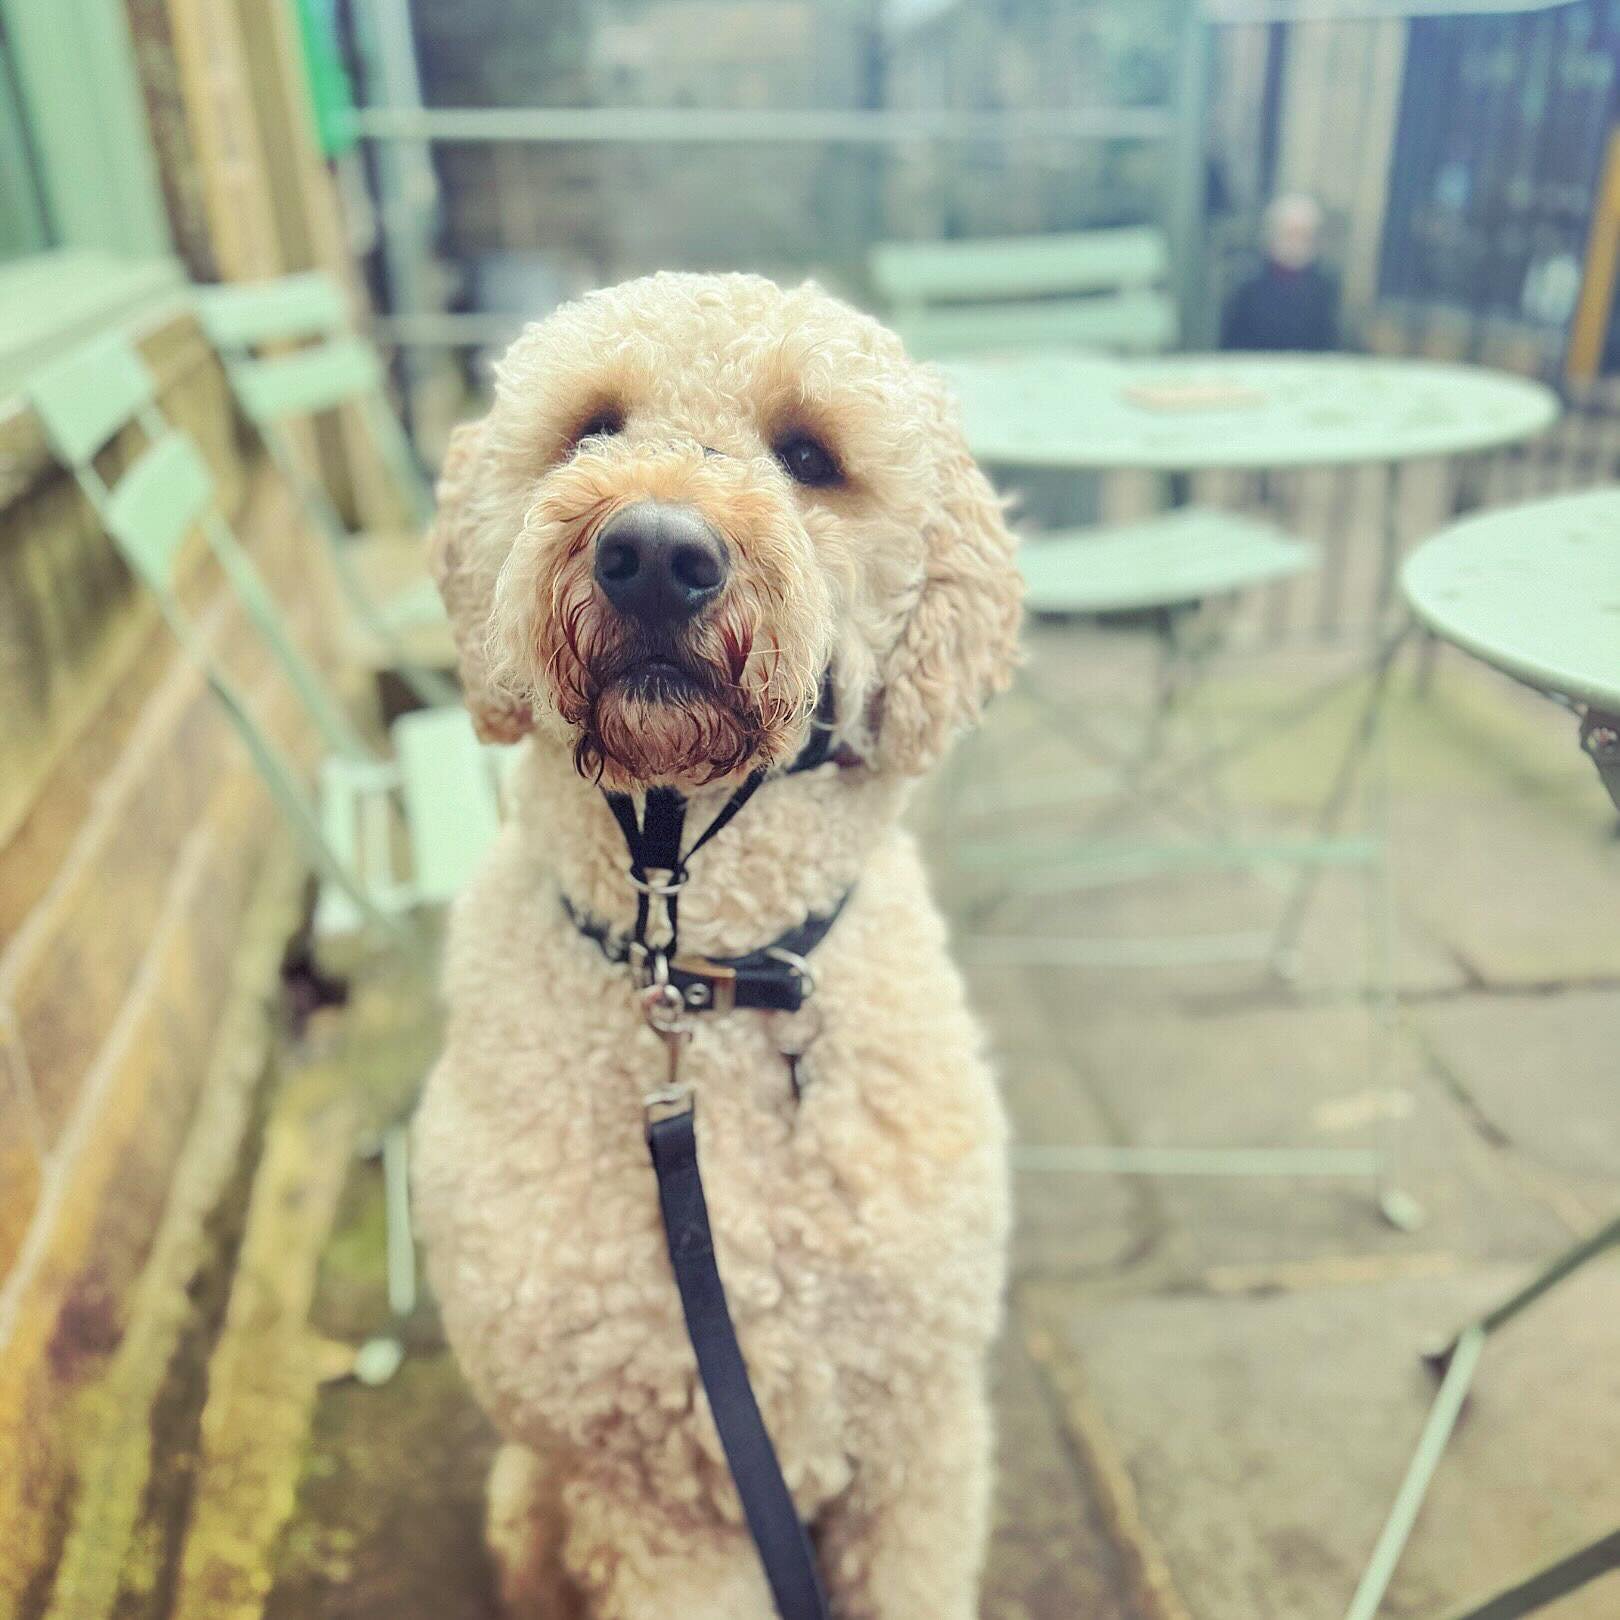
[641,958,694,1122]
[627,941,739,1013]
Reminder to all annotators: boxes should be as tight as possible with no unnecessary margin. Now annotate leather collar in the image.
[562,890,850,1015]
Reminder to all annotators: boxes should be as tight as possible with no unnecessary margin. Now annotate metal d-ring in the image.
[764,945,816,1001]
[627,866,688,899]
[640,977,687,1033]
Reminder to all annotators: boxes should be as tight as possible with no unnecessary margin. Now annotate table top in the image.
[940,352,1560,472]
[1401,487,1620,712]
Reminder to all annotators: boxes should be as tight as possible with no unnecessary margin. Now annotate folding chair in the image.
[948,505,1383,972]
[940,508,1422,1219]
[26,332,502,946]
[192,272,456,708]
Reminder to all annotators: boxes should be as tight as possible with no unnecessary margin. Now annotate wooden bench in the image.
[869,227,1177,359]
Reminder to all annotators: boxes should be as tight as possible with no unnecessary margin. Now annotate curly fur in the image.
[414,272,1024,1619]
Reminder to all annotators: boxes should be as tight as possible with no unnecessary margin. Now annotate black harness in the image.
[560,694,845,1620]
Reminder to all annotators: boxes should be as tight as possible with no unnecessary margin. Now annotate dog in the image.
[413,271,1024,1619]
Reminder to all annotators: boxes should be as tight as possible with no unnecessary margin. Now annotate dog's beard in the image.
[584,666,766,786]
[541,582,782,786]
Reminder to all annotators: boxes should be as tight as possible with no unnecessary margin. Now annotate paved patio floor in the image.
[164,626,1620,1620]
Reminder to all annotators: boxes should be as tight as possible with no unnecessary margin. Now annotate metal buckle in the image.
[626,942,737,1013]
[673,957,736,1013]
[643,1080,695,1124]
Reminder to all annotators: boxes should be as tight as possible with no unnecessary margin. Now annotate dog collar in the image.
[562,890,849,1015]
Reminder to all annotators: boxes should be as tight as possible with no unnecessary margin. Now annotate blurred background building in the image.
[293,0,1620,447]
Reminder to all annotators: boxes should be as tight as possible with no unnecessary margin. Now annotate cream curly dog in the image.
[413,271,1023,1620]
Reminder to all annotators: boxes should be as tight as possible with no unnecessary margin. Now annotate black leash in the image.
[581,702,842,1620]
[647,1105,829,1620]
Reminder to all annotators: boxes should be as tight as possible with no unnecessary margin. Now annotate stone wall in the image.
[0,308,341,1606]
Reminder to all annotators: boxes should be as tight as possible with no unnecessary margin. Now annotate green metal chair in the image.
[948,508,1343,951]
[931,505,1421,1218]
[869,227,1178,358]
[191,272,456,707]
[26,332,502,944]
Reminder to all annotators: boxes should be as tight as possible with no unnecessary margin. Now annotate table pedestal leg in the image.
[1579,708,1620,815]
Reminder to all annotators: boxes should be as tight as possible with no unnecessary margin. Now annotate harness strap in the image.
[647,1108,831,1620]
[604,770,766,946]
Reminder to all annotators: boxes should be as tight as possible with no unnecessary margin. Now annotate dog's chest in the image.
[452,1041,873,1481]
[420,872,1007,1493]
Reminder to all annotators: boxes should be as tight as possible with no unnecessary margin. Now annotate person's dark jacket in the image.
[1221,261,1340,351]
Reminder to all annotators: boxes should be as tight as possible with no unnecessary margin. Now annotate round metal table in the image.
[1402,486,1620,714]
[940,351,1560,472]
[1347,486,1620,1620]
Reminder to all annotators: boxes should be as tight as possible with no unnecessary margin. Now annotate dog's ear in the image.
[429,418,534,743]
[874,376,1023,775]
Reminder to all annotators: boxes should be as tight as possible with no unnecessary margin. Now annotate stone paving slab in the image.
[1414,990,1620,1182]
[1026,1262,1620,1620]
[984,1330,1139,1620]
[1413,990,1620,1231]
[967,963,1145,1281]
[1033,995,1577,1280]
[1393,788,1620,988]
[951,861,1466,1004]
[266,1349,501,1620]
[969,644,1619,1000]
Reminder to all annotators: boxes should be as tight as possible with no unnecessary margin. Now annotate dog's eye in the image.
[573,408,623,446]
[774,433,841,488]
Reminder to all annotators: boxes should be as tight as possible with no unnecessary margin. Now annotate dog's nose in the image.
[593,501,729,625]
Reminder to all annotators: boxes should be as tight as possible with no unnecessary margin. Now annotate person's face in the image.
[1269,208,1320,270]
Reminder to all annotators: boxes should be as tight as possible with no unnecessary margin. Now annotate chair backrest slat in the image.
[194,272,348,348]
[197,275,449,706]
[870,227,1170,306]
[896,290,1179,359]
[231,338,383,425]
[28,334,157,465]
[102,434,215,590]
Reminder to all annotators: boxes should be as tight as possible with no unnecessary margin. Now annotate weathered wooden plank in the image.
[0,798,273,1608]
[38,840,305,1620]
[162,0,281,281]
[0,1011,44,1282]
[0,517,331,1139]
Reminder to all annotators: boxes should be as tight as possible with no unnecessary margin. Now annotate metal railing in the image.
[351,105,1177,146]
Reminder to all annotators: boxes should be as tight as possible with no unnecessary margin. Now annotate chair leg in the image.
[1424,1211,1620,1378]
[1266,622,1411,977]
[1346,1215,1620,1620]
[1425,1529,1620,1620]
[1343,1327,1488,1620]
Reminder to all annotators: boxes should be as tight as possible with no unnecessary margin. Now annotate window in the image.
[0,0,180,399]
[1378,0,1620,340]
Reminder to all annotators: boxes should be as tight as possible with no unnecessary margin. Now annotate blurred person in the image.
[1221,193,1341,352]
